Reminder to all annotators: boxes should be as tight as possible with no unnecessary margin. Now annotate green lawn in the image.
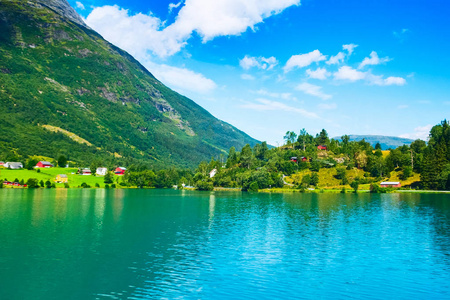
[0,167,124,188]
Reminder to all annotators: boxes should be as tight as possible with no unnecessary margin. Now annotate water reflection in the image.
[0,190,450,299]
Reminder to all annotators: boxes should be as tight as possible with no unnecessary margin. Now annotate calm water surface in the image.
[0,189,450,299]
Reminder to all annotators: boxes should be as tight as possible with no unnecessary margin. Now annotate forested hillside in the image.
[0,0,258,169]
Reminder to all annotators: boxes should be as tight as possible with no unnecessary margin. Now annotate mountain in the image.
[334,135,415,150]
[0,0,259,168]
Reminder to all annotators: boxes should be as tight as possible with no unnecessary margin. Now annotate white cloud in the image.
[318,103,337,110]
[384,76,406,86]
[358,51,391,69]
[284,50,327,72]
[295,82,332,100]
[334,66,406,86]
[239,55,278,70]
[147,62,217,94]
[334,66,366,81]
[343,44,358,56]
[326,52,345,65]
[397,105,409,109]
[400,125,432,141]
[86,6,175,58]
[169,1,183,13]
[254,89,297,101]
[241,74,255,80]
[306,68,331,80]
[76,1,85,10]
[86,0,300,58]
[241,98,319,118]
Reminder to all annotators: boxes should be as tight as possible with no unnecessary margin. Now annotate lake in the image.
[1,189,449,299]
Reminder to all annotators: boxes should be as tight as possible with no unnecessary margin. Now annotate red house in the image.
[115,167,127,175]
[380,182,401,188]
[290,157,298,163]
[300,156,308,162]
[36,161,54,168]
[317,145,327,150]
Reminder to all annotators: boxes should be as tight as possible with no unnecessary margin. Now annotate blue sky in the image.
[69,0,450,145]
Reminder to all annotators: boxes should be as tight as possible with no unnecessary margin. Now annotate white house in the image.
[5,162,23,169]
[96,167,108,176]
[209,168,217,178]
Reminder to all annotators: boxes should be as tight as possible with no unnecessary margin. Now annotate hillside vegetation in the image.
[0,0,258,169]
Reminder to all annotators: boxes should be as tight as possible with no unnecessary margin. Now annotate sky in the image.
[69,0,450,146]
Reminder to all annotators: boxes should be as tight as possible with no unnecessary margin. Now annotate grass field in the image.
[0,167,124,188]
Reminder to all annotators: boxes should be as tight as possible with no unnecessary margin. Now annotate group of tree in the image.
[191,120,450,191]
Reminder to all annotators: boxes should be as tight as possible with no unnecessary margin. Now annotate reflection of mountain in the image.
[0,0,258,168]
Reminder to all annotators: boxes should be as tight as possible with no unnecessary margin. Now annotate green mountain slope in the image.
[0,0,259,168]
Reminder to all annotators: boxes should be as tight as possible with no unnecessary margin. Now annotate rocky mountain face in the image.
[0,0,259,168]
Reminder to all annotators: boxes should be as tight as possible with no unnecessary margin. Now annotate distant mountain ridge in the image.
[334,135,415,150]
[0,0,259,168]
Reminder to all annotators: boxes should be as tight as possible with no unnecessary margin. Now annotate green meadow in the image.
[0,167,123,188]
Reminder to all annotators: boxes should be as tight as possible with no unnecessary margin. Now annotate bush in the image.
[340,187,346,193]
[196,180,213,191]
[248,181,259,192]
[105,184,110,189]
[45,180,52,188]
[95,183,100,188]
[111,184,116,188]
[81,182,90,188]
[26,178,39,188]
[64,183,70,188]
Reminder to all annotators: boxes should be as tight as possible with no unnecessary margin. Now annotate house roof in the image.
[380,181,400,185]
[58,174,68,178]
[7,162,22,167]
[39,161,53,165]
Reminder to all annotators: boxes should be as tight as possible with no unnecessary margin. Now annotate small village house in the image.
[301,156,308,162]
[5,162,23,169]
[209,168,217,178]
[0,161,5,167]
[115,167,126,175]
[36,161,54,168]
[317,145,327,150]
[290,157,298,163]
[55,174,68,183]
[96,167,108,176]
[81,168,91,175]
[380,182,401,188]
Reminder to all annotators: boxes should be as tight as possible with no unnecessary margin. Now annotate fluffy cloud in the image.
[241,98,319,118]
[169,1,183,13]
[296,83,332,100]
[326,52,345,65]
[76,1,85,10]
[343,43,358,56]
[86,6,174,58]
[240,55,278,70]
[147,62,217,94]
[334,66,366,81]
[334,66,406,86]
[306,68,331,80]
[384,76,406,86]
[400,125,432,140]
[284,50,327,72]
[86,0,300,58]
[358,51,391,69]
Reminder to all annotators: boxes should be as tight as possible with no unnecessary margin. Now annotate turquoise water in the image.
[0,189,450,299]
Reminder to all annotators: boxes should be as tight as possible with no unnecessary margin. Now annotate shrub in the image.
[248,181,259,192]
[196,180,213,191]
[26,178,39,188]
[64,183,70,188]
